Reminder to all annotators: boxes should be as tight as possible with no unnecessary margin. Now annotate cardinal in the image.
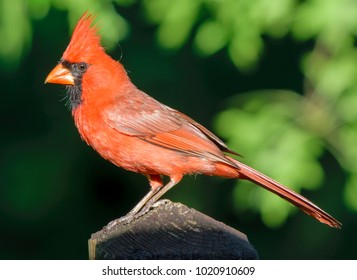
[45,13,341,228]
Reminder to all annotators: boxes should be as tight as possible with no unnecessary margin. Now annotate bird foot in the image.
[135,198,170,218]
[103,199,171,231]
[103,213,135,231]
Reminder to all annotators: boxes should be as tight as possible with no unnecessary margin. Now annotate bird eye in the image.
[77,62,88,72]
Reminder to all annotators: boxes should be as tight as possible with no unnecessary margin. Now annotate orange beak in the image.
[45,63,75,85]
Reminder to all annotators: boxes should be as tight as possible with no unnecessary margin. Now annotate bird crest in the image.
[62,12,104,62]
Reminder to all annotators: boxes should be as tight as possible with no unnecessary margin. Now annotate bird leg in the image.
[104,175,180,230]
[135,178,179,218]
[105,187,160,230]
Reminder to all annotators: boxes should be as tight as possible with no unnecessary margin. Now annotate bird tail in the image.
[228,157,341,228]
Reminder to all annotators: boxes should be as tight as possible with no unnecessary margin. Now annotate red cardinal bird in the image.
[45,13,341,228]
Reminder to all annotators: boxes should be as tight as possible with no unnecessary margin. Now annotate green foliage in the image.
[143,0,295,69]
[0,0,32,70]
[143,0,201,50]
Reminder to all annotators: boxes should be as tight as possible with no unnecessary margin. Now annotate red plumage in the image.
[45,13,341,228]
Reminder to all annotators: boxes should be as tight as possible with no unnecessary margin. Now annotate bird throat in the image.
[66,82,82,110]
[61,60,90,110]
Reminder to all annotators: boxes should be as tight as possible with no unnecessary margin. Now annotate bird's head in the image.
[45,13,128,110]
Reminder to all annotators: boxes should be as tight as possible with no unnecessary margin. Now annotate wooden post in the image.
[88,200,258,259]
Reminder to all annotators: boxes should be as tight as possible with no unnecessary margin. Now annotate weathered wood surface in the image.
[89,200,258,260]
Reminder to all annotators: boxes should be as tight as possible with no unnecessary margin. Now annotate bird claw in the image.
[103,199,171,231]
[135,198,170,218]
[152,199,170,208]
[103,214,134,231]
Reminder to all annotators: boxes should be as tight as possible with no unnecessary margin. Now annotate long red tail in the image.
[229,158,341,228]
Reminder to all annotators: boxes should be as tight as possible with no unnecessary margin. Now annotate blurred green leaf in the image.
[0,0,31,70]
[194,20,228,56]
[344,174,357,211]
[144,0,201,50]
[293,0,357,52]
[336,89,357,123]
[28,0,50,19]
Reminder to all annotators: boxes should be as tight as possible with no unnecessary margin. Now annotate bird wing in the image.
[102,89,240,166]
[103,89,182,136]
